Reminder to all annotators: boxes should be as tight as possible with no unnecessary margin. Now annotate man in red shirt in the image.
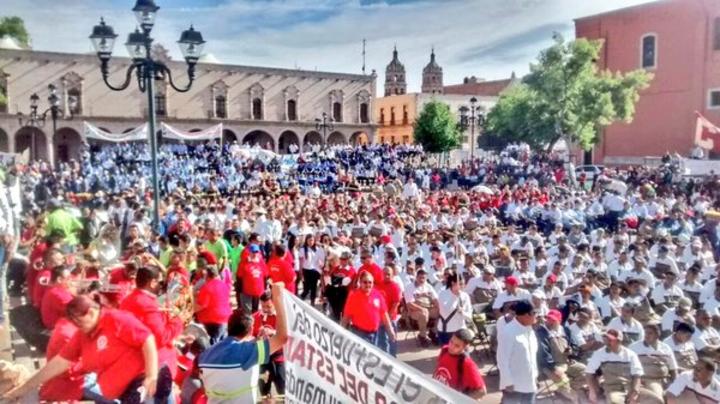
[432,329,486,399]
[377,265,402,357]
[4,295,160,402]
[32,247,64,308]
[105,262,138,306]
[267,243,296,294]
[325,251,357,321]
[26,233,63,304]
[341,271,396,346]
[238,244,268,314]
[358,249,384,286]
[195,265,232,344]
[252,291,286,402]
[39,316,83,402]
[120,266,185,382]
[40,265,74,329]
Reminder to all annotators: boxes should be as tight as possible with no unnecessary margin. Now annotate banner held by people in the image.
[160,122,223,141]
[282,291,475,404]
[83,122,148,142]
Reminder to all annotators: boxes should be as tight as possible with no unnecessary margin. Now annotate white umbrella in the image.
[472,185,494,195]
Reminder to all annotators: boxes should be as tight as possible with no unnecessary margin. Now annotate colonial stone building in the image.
[0,44,376,164]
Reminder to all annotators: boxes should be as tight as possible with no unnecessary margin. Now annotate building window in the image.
[380,136,385,143]
[709,89,720,109]
[403,135,409,144]
[252,98,262,120]
[380,108,385,125]
[402,105,408,125]
[390,136,396,144]
[155,93,167,116]
[715,18,720,50]
[332,102,343,122]
[287,100,297,121]
[215,95,227,118]
[641,34,657,69]
[0,72,7,114]
[360,103,369,123]
[390,107,396,125]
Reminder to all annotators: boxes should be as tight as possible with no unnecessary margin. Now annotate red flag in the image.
[695,111,720,152]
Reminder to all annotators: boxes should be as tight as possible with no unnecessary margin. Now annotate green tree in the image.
[413,100,462,153]
[483,34,652,151]
[0,16,30,48]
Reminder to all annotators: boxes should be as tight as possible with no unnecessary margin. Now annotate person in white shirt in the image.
[607,302,645,345]
[666,360,720,403]
[492,276,531,315]
[404,270,440,346]
[498,300,538,403]
[585,329,648,404]
[651,271,684,309]
[464,266,501,307]
[692,309,720,363]
[663,322,698,372]
[629,322,677,401]
[436,272,472,345]
[661,297,695,335]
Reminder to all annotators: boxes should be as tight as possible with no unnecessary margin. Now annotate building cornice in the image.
[0,48,374,83]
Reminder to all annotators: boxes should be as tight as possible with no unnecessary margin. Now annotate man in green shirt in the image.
[224,231,244,277]
[203,226,228,270]
[44,200,83,249]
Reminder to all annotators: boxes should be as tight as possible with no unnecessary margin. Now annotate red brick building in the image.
[575,0,720,164]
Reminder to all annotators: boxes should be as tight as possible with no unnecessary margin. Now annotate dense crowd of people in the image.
[0,141,718,403]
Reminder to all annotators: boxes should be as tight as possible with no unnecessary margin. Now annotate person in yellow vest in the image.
[585,329,662,404]
[629,321,677,402]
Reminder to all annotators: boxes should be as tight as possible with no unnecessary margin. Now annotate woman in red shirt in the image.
[238,244,268,314]
[4,295,160,402]
[195,265,232,344]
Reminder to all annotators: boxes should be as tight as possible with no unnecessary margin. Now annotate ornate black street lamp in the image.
[459,97,485,161]
[315,112,335,148]
[89,0,205,228]
[17,84,75,161]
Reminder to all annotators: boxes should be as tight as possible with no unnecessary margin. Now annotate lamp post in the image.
[459,97,485,161]
[17,84,74,162]
[88,0,205,229]
[315,112,334,148]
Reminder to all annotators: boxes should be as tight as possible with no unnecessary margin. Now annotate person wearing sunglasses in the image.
[341,270,396,346]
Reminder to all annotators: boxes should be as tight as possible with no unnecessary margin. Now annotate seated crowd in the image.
[0,142,717,403]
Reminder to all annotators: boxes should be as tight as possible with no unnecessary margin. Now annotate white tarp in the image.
[161,122,223,141]
[282,291,474,404]
[83,122,147,142]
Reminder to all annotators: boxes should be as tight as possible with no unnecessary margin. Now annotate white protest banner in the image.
[282,291,475,404]
[160,122,223,141]
[83,122,148,142]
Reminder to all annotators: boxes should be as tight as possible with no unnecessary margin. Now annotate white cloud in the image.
[3,0,658,92]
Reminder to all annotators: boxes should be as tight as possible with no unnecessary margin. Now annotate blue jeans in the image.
[351,327,377,345]
[501,391,536,404]
[377,321,397,356]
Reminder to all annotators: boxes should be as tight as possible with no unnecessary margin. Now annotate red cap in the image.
[198,250,217,265]
[546,309,562,324]
[504,276,519,287]
[380,235,392,245]
[547,274,557,283]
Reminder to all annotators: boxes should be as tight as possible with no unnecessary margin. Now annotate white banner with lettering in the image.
[83,122,148,142]
[160,122,223,141]
[282,291,474,404]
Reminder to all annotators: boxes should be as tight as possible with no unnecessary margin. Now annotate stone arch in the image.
[278,130,300,154]
[243,130,275,150]
[304,131,322,150]
[15,127,48,161]
[222,129,237,144]
[54,127,84,162]
[0,128,8,152]
[327,131,346,145]
[350,131,369,145]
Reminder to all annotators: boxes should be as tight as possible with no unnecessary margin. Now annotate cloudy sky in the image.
[4,0,656,92]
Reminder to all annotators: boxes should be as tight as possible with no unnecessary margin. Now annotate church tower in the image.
[384,46,407,96]
[421,48,443,94]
